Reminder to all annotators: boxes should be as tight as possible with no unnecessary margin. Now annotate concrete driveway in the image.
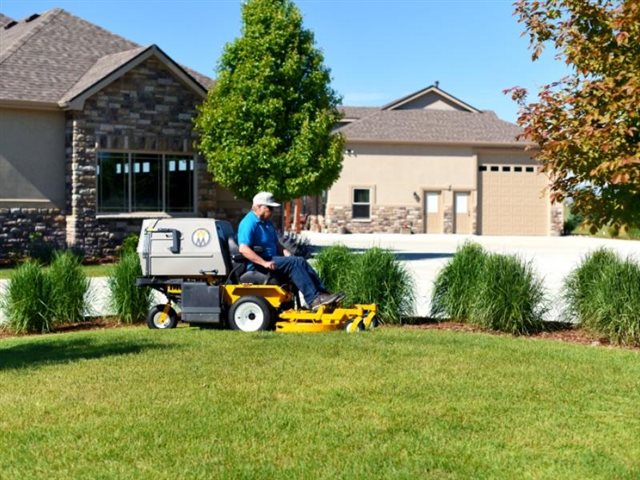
[1,234,638,324]
[304,232,640,321]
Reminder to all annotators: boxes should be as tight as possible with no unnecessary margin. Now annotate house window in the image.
[352,188,371,219]
[97,151,194,213]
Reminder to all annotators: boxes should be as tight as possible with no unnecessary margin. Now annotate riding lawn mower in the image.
[136,218,377,333]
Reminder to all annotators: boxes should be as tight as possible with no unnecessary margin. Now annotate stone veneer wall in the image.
[324,205,424,234]
[66,56,206,257]
[0,208,67,261]
[550,203,564,236]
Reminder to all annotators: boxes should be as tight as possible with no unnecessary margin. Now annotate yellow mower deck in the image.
[277,303,377,332]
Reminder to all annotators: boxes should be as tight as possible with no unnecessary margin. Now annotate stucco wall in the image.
[0,108,66,207]
[329,143,476,206]
[324,143,477,234]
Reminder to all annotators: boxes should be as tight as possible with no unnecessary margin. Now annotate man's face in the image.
[258,204,274,220]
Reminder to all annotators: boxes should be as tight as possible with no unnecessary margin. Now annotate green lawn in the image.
[1,327,639,479]
[0,263,112,279]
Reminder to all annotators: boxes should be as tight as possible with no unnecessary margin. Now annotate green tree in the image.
[507,0,640,231]
[195,0,344,201]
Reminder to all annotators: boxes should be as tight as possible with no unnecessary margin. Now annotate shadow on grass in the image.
[0,336,169,371]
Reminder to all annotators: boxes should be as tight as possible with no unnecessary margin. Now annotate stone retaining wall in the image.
[0,208,66,261]
[324,205,423,234]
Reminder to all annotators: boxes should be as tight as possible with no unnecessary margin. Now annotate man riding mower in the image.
[136,214,377,333]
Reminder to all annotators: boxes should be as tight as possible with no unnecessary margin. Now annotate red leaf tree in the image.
[507,0,640,232]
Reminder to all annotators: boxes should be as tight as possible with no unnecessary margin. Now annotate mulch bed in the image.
[404,320,639,350]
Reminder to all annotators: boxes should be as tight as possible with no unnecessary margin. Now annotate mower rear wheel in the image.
[228,296,273,332]
[147,304,178,329]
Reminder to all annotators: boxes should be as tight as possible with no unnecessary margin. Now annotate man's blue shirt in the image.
[237,210,279,268]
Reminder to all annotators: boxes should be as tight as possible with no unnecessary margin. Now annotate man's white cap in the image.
[252,191,280,207]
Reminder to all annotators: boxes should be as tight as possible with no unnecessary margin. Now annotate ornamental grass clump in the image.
[563,248,619,325]
[430,241,487,321]
[108,250,151,324]
[564,249,640,345]
[348,247,415,324]
[313,244,355,296]
[315,245,415,324]
[470,253,547,335]
[1,260,53,333]
[47,250,91,325]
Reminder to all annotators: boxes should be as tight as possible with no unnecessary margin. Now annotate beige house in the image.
[0,9,247,260]
[326,86,563,235]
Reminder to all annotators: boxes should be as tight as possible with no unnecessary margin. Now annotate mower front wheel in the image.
[228,296,273,332]
[147,304,178,329]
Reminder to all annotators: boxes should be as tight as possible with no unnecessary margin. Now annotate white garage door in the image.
[479,164,550,235]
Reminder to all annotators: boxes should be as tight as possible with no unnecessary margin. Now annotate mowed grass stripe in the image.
[1,327,639,479]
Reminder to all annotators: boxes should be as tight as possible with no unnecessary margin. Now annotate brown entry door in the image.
[454,192,471,234]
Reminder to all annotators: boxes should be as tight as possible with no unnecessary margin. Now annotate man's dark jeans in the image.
[269,256,326,305]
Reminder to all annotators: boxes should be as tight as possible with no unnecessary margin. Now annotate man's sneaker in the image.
[310,292,342,311]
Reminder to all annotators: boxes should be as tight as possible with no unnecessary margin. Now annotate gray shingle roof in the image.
[0,8,212,104]
[337,109,527,146]
[339,106,379,120]
[0,13,14,27]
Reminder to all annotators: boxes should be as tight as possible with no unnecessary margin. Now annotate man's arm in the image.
[238,244,276,270]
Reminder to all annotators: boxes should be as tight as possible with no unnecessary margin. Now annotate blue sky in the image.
[1,0,568,122]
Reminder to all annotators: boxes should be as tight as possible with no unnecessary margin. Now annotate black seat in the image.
[215,220,277,285]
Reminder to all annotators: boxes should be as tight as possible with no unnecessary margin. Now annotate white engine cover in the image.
[137,218,228,277]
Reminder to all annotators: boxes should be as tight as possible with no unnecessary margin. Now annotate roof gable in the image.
[0,8,211,107]
[382,85,481,113]
[62,45,207,109]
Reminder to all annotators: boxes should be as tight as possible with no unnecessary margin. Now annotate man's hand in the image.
[239,244,277,270]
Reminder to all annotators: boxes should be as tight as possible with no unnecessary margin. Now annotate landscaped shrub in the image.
[430,241,487,320]
[119,234,140,257]
[348,247,415,324]
[47,250,91,325]
[315,245,414,324]
[108,250,151,324]
[563,248,618,324]
[1,260,53,333]
[470,253,547,335]
[27,232,56,265]
[313,244,356,296]
[564,249,640,345]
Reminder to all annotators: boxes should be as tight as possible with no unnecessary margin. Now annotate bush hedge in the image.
[431,242,487,321]
[471,253,546,335]
[1,251,91,333]
[48,251,91,325]
[1,260,53,333]
[315,245,414,324]
[108,250,151,324]
[430,242,547,335]
[564,248,640,345]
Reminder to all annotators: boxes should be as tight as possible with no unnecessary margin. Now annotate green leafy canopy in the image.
[195,0,345,201]
[507,0,640,231]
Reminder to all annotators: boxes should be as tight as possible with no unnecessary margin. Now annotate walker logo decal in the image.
[191,228,211,248]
